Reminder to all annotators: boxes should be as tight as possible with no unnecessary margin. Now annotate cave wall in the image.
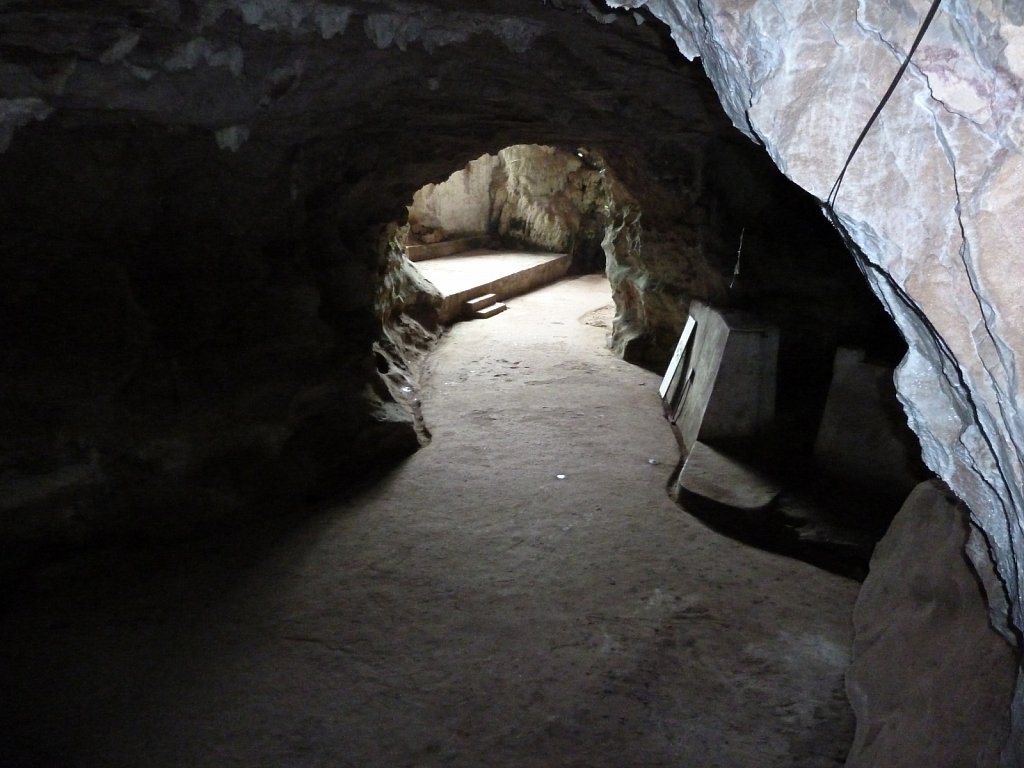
[846,480,1016,767]
[0,123,421,559]
[491,144,610,255]
[407,152,502,242]
[406,143,617,257]
[605,0,1024,758]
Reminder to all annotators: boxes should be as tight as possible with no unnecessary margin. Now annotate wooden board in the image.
[659,314,697,402]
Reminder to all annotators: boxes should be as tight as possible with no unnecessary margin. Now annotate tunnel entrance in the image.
[372,143,633,448]
[392,143,629,325]
[380,138,931,582]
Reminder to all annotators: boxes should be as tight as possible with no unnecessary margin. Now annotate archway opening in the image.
[390,143,632,326]
[372,137,931,581]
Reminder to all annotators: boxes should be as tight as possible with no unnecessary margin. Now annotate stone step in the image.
[413,250,570,324]
[472,302,507,319]
[465,293,498,312]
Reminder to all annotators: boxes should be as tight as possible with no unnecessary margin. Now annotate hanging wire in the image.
[729,228,745,289]
[826,0,944,209]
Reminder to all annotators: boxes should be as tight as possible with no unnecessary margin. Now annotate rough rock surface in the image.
[846,480,1016,768]
[408,153,502,242]
[606,0,1024,755]
[0,124,422,562]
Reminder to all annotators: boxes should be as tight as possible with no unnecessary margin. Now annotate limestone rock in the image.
[605,0,1024,753]
[846,480,1016,768]
[406,144,619,259]
[408,153,501,240]
[0,98,52,153]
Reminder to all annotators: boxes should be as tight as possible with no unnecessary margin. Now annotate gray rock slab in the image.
[845,480,1016,768]
[677,441,782,510]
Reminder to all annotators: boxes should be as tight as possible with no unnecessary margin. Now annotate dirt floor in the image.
[0,275,858,767]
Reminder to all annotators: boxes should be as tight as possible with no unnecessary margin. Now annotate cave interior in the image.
[0,1,1015,765]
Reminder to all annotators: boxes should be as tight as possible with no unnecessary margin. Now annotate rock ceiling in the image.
[1,0,732,231]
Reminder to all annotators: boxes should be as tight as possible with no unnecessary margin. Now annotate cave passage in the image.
[388,141,928,580]
[0,273,859,768]
[0,0,991,761]
[396,143,621,326]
